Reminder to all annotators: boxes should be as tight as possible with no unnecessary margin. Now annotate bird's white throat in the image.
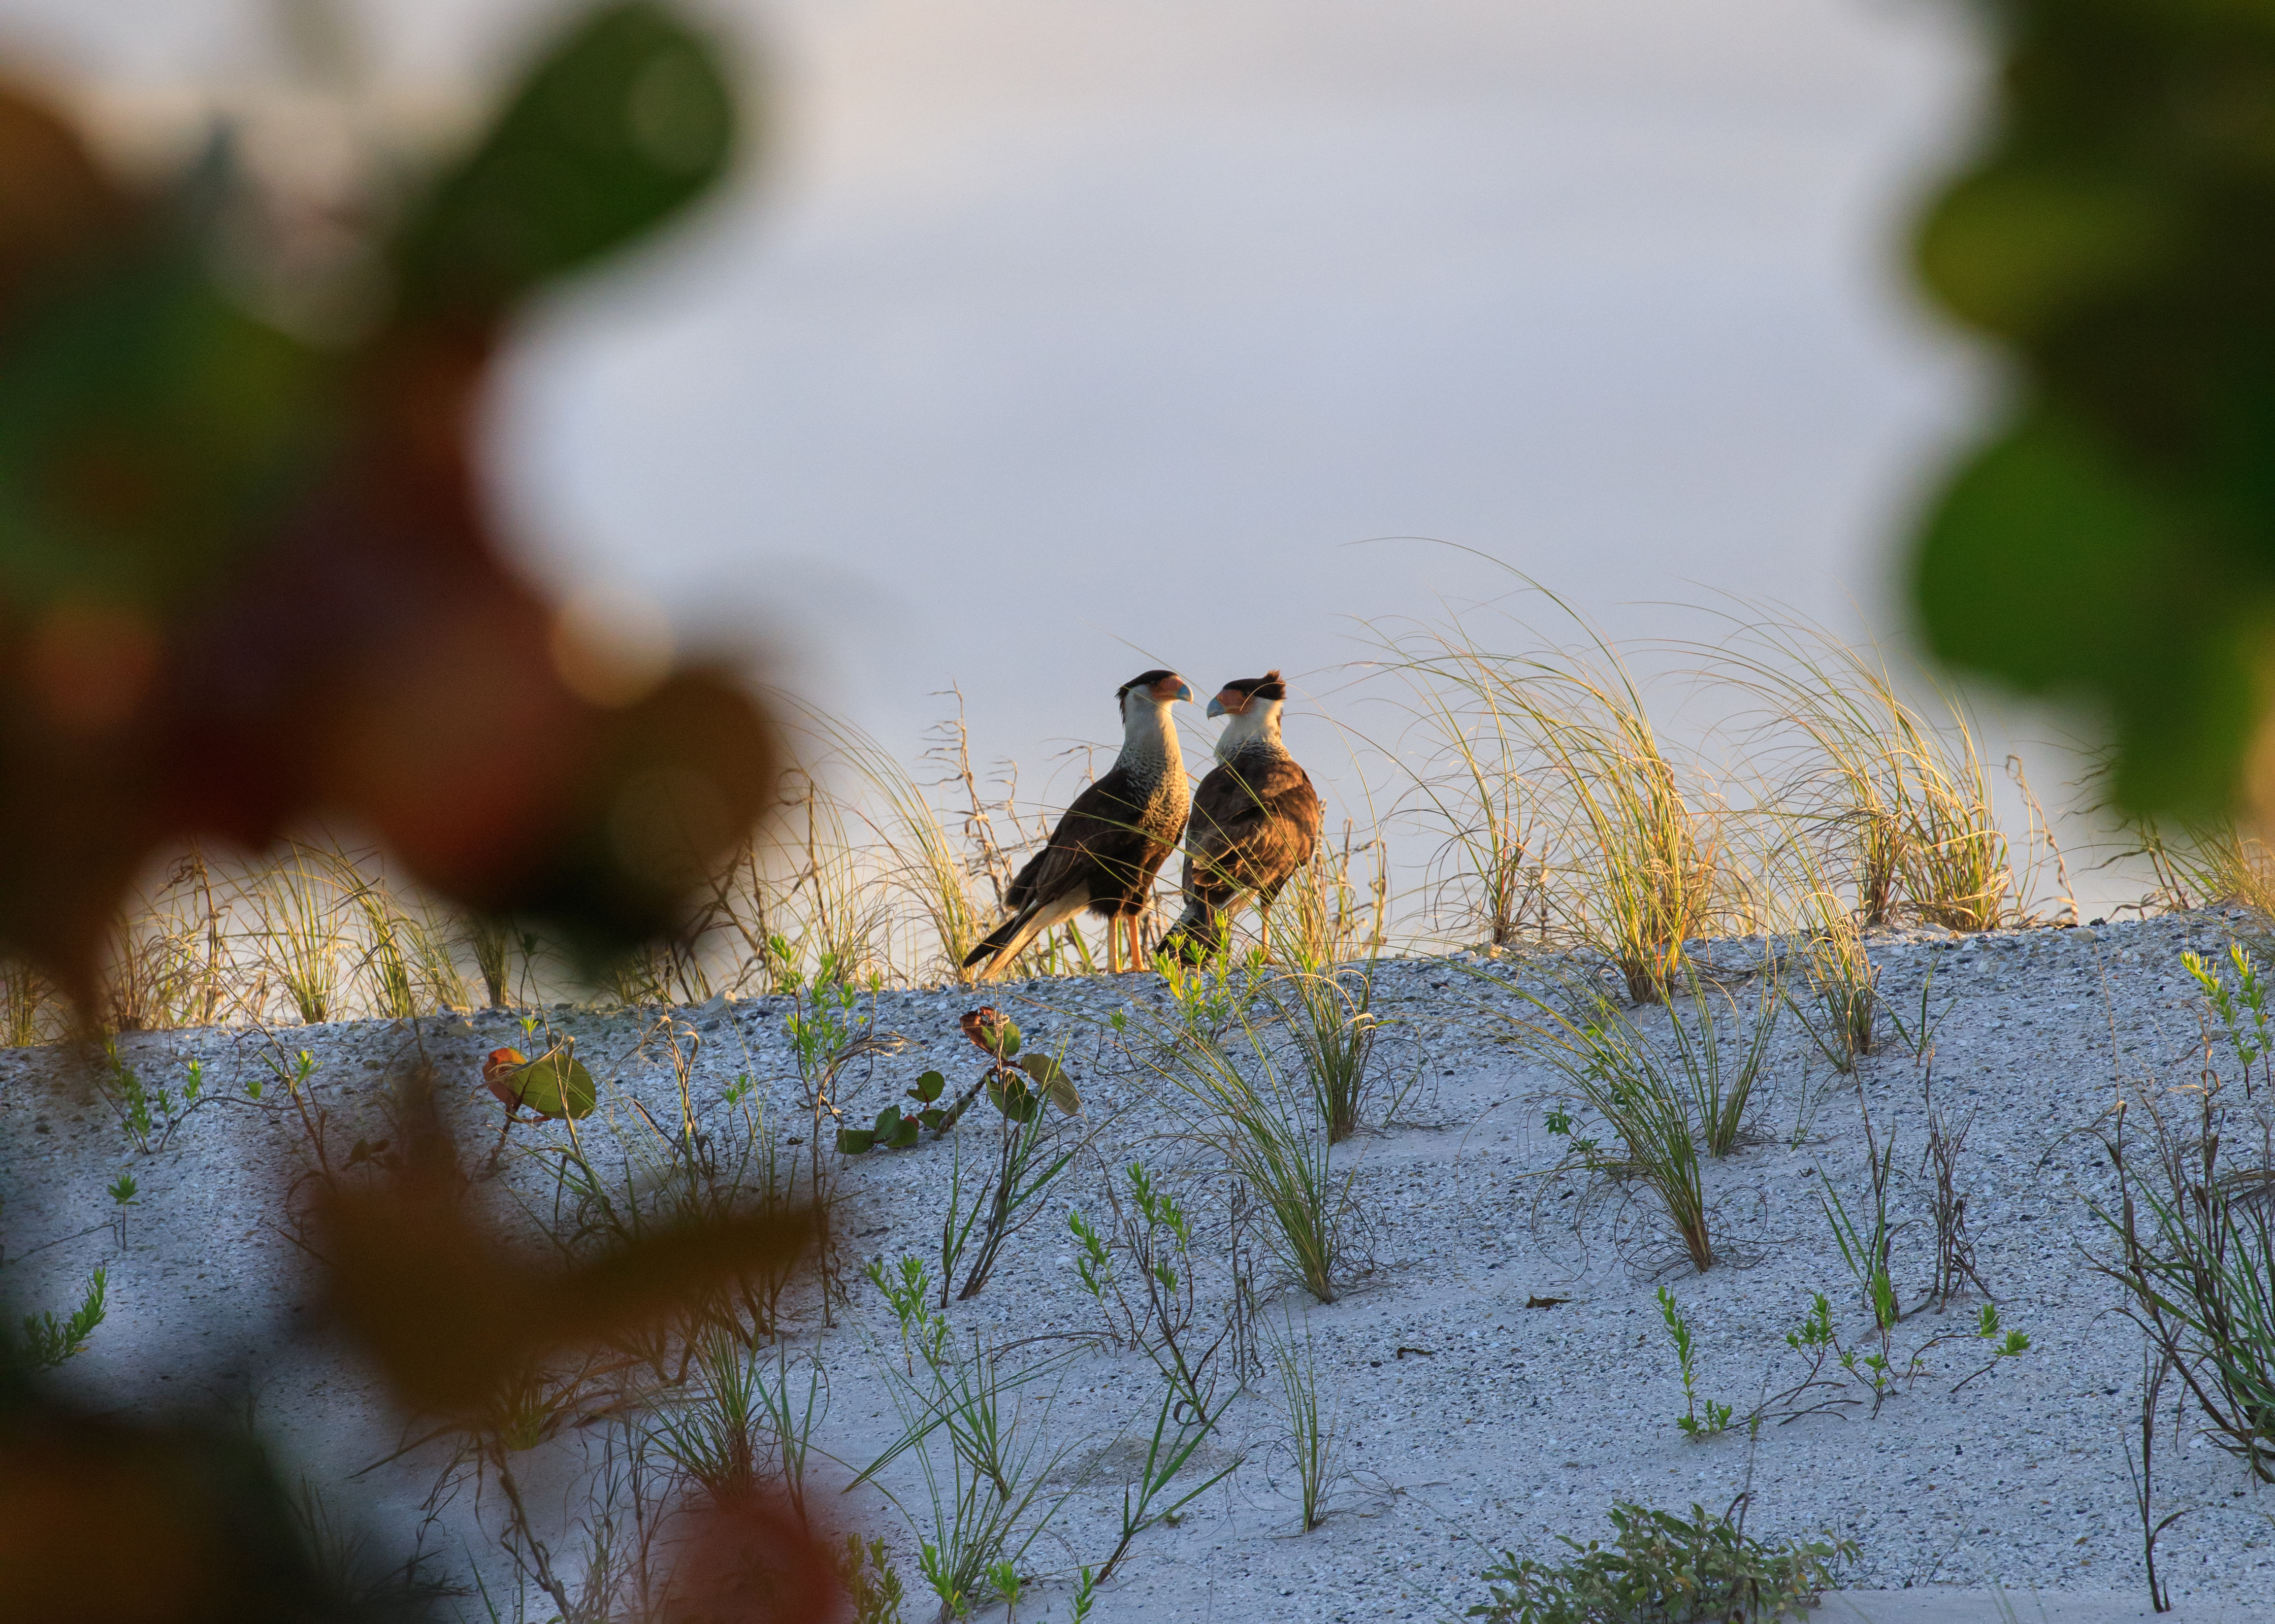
[1119,692,1181,772]
[1215,698,1284,763]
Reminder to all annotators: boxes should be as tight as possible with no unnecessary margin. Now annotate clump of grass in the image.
[1264,963,1396,1144]
[1735,626,2016,933]
[1140,996,1359,1303]
[0,954,57,1046]
[1465,1495,1854,1624]
[1771,838,1878,1072]
[1387,586,1737,1000]
[1512,964,1778,1272]
[1268,1314,1339,1532]
[2093,1073,2275,1481]
[1265,821,1390,967]
[245,840,346,1024]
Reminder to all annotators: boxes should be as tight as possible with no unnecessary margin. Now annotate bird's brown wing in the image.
[1009,763,1157,910]
[1183,756,1323,908]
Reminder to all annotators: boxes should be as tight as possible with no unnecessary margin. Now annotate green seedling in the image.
[107,1174,137,1205]
[919,1542,970,1620]
[865,1254,937,1370]
[905,1069,953,1132]
[1073,1567,1096,1623]
[1657,1288,1733,1438]
[2186,943,2274,1082]
[986,1561,1022,1618]
[837,1534,906,1624]
[19,1267,107,1368]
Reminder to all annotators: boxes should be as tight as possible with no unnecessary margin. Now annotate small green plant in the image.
[99,1048,210,1154]
[837,1534,905,1624]
[18,1267,108,1368]
[107,1173,138,1206]
[866,1253,936,1374]
[1655,1288,1733,1438]
[986,1560,1022,1619]
[1153,951,1258,1042]
[2185,943,2275,1089]
[951,1048,1085,1303]
[1465,1496,1855,1623]
[1072,1566,1096,1623]
[1777,1290,2028,1418]
[1072,1165,1242,1583]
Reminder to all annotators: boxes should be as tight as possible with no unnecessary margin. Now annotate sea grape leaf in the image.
[907,1069,945,1103]
[502,1050,598,1121]
[834,1128,874,1155]
[986,1075,1039,1123]
[1018,1052,1081,1116]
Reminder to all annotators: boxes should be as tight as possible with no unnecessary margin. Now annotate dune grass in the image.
[0,595,2173,1047]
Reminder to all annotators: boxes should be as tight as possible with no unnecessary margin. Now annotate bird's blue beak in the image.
[1205,695,1226,718]
[1176,681,1197,704]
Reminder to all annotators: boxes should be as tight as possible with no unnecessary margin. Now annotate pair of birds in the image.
[961,669,1323,979]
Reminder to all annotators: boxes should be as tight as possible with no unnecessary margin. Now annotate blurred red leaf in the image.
[0,4,774,1008]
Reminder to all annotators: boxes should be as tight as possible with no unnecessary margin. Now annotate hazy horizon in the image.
[5,0,2136,921]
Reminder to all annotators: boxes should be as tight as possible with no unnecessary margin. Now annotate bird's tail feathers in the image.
[963,890,1090,979]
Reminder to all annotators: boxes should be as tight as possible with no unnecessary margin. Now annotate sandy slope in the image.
[4,910,2272,1621]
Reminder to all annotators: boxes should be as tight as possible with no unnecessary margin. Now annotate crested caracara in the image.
[962,669,1196,978]
[1160,670,1323,962]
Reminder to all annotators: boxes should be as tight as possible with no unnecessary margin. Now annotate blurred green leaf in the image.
[394,1,736,319]
[1907,0,2275,813]
[835,1127,874,1155]
[1916,165,2169,340]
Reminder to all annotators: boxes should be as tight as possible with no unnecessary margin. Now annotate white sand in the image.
[6,909,2272,1620]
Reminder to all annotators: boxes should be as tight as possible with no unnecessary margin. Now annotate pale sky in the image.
[6,2,2100,915]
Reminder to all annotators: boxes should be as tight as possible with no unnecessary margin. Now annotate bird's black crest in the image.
[1224,670,1286,703]
[1117,669,1178,703]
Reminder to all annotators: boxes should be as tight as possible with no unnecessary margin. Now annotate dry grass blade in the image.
[1722,623,2016,933]
[1381,584,1732,999]
[245,840,346,1025]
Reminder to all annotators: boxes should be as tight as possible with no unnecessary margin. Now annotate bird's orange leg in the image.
[1107,918,1122,977]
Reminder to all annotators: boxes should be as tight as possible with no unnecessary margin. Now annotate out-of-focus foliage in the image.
[1910,0,2275,814]
[0,0,773,1009]
[0,5,840,1618]
[317,1072,812,1422]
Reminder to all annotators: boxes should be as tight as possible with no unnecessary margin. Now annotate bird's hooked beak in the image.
[1176,680,1196,705]
[1205,695,1227,718]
